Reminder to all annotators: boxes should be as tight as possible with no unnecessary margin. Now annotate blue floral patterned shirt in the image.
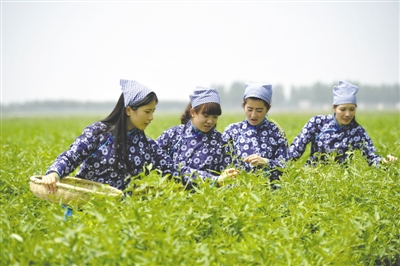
[221,118,288,179]
[288,114,381,166]
[156,122,233,181]
[46,122,188,190]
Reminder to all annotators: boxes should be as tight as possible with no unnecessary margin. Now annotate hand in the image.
[243,154,268,167]
[42,172,60,194]
[382,154,398,164]
[217,168,238,186]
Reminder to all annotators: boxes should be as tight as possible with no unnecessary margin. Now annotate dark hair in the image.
[333,104,357,108]
[180,102,222,124]
[242,97,271,110]
[100,92,158,171]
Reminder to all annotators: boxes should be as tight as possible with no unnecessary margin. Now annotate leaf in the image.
[10,233,23,242]
[250,192,261,203]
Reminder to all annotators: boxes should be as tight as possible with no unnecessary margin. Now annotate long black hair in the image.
[180,102,222,124]
[100,92,158,171]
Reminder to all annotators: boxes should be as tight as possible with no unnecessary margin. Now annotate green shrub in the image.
[1,112,399,265]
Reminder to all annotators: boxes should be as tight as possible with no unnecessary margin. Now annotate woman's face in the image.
[244,98,269,126]
[190,108,219,133]
[333,103,357,126]
[126,100,156,131]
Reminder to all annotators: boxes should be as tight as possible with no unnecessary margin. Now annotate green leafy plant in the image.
[1,112,399,265]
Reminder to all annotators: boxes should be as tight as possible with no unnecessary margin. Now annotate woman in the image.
[288,81,397,165]
[222,83,288,183]
[156,86,237,186]
[42,79,193,193]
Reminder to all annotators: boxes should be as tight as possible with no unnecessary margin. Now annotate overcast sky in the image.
[1,1,399,104]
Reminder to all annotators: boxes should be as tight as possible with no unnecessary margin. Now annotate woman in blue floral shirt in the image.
[222,83,288,183]
[42,79,193,193]
[156,86,238,187]
[288,81,397,166]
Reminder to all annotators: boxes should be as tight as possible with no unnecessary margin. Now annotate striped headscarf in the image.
[243,83,273,105]
[333,81,358,105]
[189,86,220,108]
[120,79,153,107]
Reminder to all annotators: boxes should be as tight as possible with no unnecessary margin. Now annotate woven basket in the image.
[30,175,123,206]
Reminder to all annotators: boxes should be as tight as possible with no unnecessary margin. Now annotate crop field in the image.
[1,111,399,265]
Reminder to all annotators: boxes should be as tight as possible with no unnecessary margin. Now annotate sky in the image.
[1,1,399,105]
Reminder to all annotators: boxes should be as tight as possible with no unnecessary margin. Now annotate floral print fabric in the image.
[46,122,184,190]
[156,122,232,181]
[222,118,288,180]
[288,114,381,166]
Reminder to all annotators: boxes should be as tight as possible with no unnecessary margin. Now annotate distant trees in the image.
[213,81,286,111]
[214,81,399,111]
[2,81,399,115]
[213,81,244,110]
[287,81,399,110]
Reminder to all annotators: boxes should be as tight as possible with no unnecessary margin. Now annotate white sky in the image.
[1,1,399,104]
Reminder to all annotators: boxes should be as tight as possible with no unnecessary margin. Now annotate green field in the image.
[1,112,399,265]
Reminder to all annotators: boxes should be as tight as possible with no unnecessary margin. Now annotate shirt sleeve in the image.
[221,126,232,143]
[354,128,382,166]
[219,138,237,169]
[267,126,289,170]
[288,118,317,161]
[155,127,174,156]
[45,123,103,178]
[221,125,242,168]
[149,140,218,190]
[206,131,236,174]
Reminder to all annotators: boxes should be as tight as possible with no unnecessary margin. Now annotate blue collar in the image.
[246,117,267,130]
[333,113,353,130]
[314,114,344,141]
[333,113,341,129]
[127,128,138,136]
[190,121,204,137]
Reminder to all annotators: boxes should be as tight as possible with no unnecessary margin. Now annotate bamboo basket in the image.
[29,175,123,206]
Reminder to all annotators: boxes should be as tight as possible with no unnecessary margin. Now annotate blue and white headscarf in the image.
[243,83,273,105]
[120,79,153,107]
[189,86,220,108]
[333,81,358,105]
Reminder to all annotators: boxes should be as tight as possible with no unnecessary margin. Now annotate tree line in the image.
[213,81,399,111]
[2,81,399,115]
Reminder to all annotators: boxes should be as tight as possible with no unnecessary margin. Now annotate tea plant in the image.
[1,112,399,265]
